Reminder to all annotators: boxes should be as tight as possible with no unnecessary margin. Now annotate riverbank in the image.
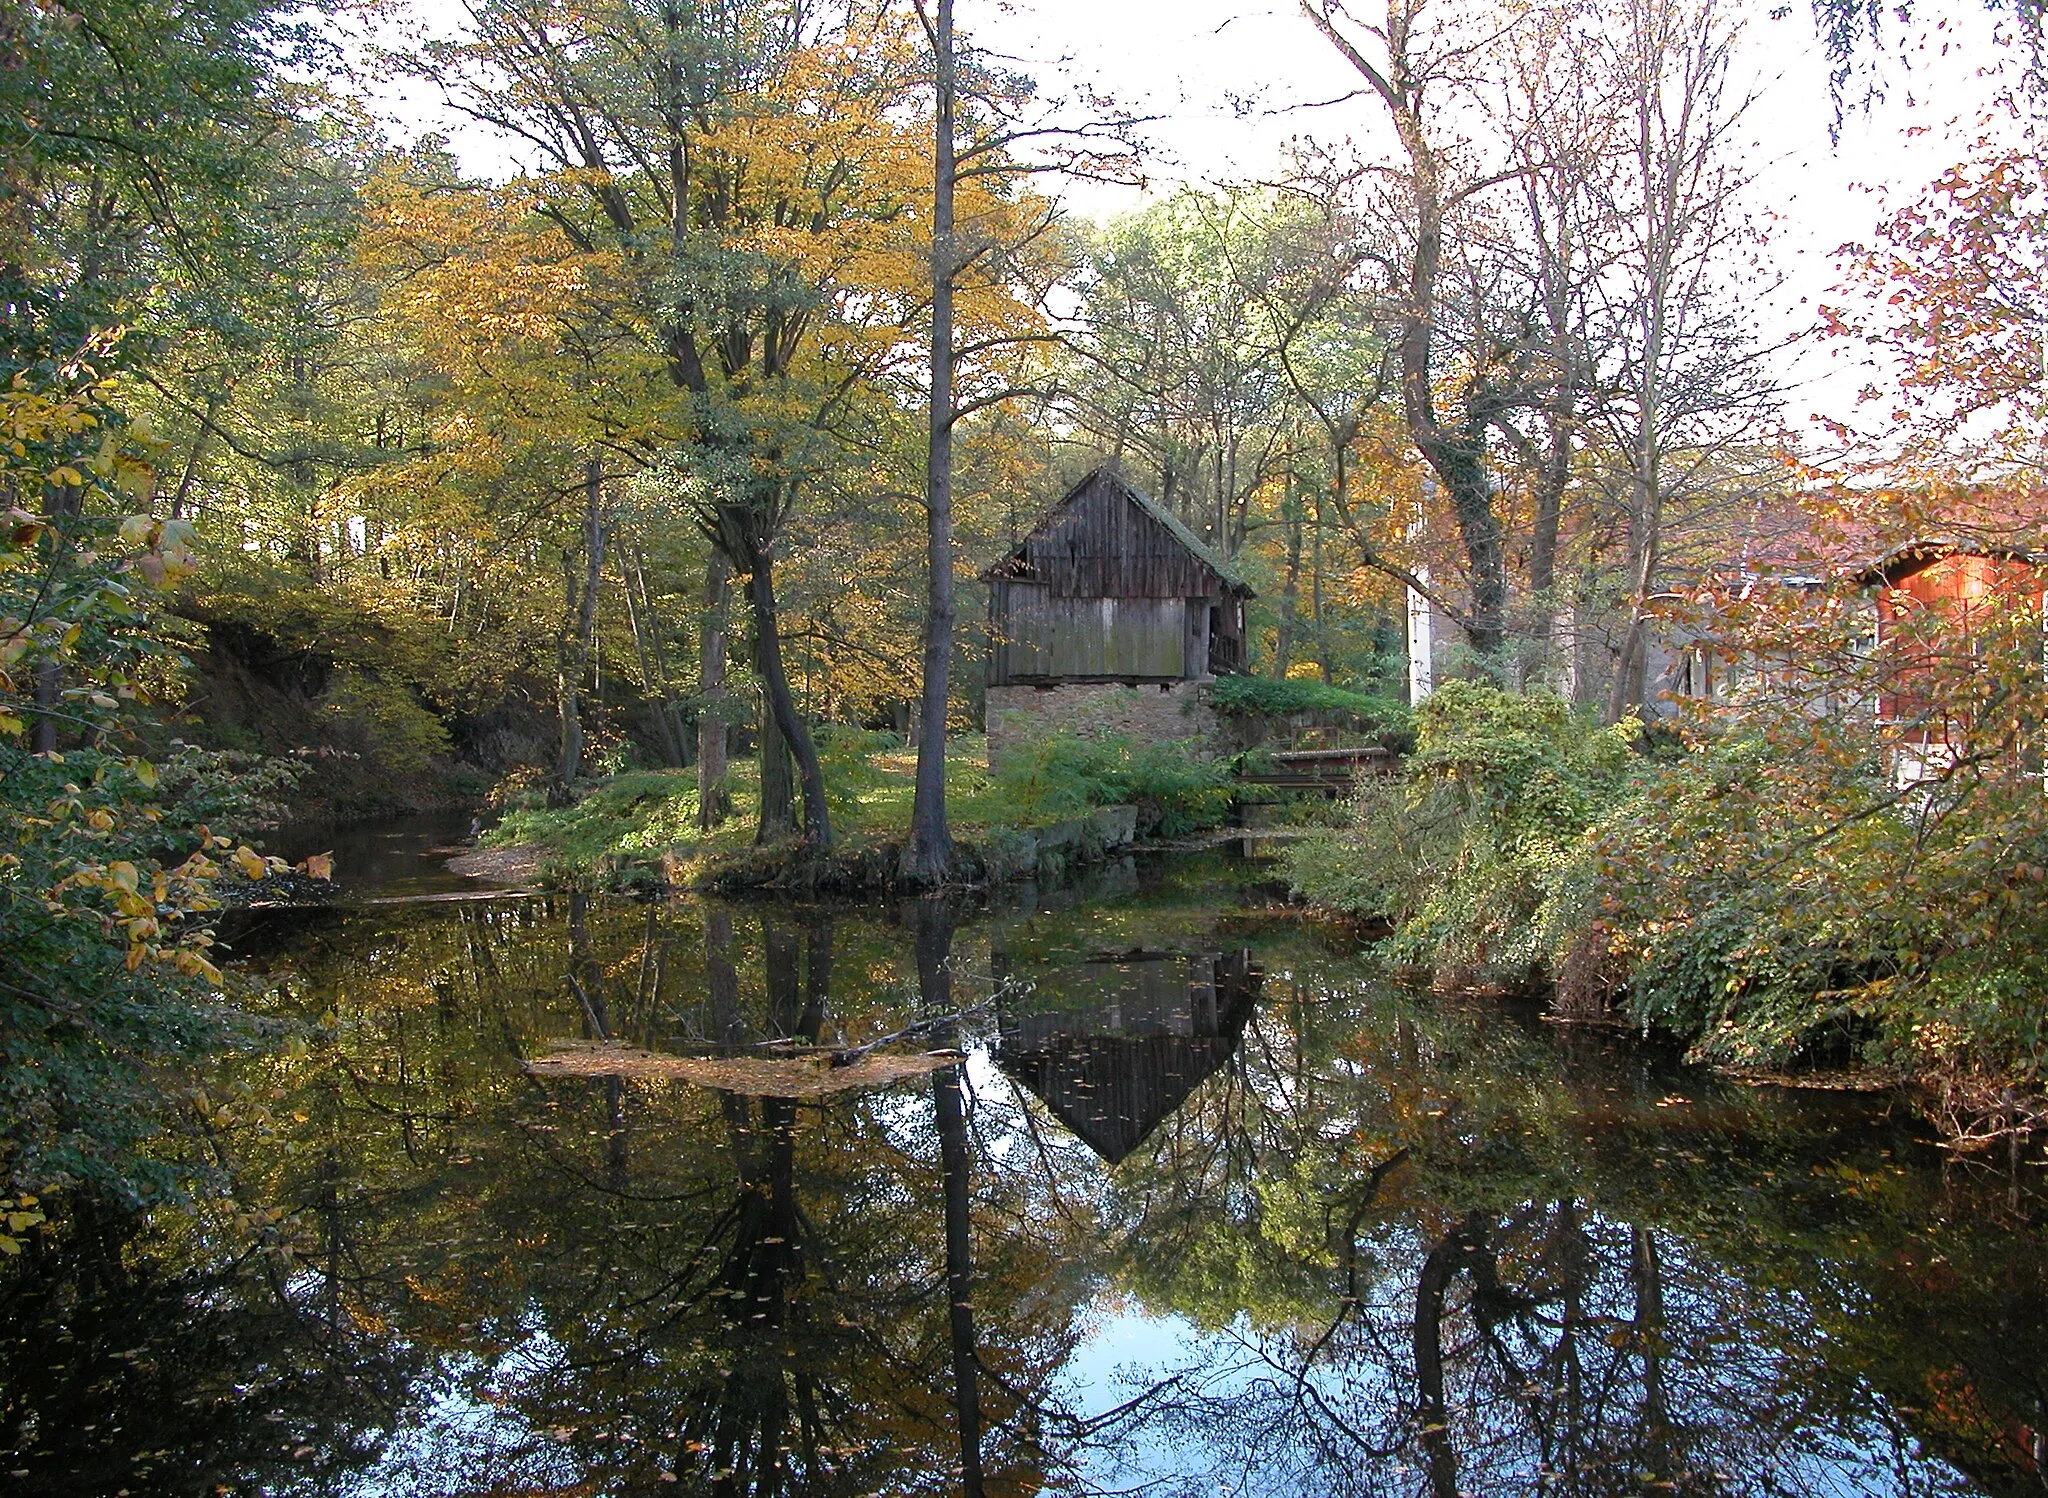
[474,733,1237,895]
[1279,681,2048,1149]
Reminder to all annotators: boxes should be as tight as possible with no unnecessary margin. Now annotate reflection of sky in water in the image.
[7,842,2042,1497]
[335,1335,568,1498]
[1052,1234,1986,1498]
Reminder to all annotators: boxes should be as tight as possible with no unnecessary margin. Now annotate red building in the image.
[1854,540,2046,781]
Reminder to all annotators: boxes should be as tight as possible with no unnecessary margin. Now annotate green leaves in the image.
[1286,683,1636,988]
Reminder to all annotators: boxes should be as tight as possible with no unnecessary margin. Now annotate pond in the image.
[3,842,2045,1496]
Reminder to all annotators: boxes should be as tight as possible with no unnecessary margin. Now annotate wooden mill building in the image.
[984,468,1254,765]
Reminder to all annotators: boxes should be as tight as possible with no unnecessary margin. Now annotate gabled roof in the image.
[985,466,1253,594]
[1106,469,1250,591]
[1850,537,2046,588]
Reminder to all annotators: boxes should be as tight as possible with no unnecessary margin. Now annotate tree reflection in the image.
[915,896,986,1498]
[0,1198,415,1494]
[2,863,2043,1497]
[1061,957,2048,1497]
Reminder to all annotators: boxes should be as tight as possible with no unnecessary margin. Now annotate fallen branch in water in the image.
[754,1000,994,1066]
[525,1041,960,1097]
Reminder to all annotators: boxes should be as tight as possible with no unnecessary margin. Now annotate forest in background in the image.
[7,0,2048,1202]
[4,0,1815,826]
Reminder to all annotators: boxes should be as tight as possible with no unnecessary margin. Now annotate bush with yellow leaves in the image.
[0,347,310,1204]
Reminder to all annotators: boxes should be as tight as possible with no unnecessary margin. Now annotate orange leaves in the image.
[1824,143,2048,481]
[365,175,635,354]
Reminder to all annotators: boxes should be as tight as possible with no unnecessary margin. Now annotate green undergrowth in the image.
[485,728,1238,890]
[1279,678,2048,1143]
[1203,674,1413,745]
[987,732,1233,837]
[1281,680,1638,987]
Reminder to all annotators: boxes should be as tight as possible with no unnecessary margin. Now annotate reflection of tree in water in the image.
[0,1198,415,1495]
[6,876,2046,1496]
[1054,948,2048,1498]
[227,896,1083,1495]
[398,902,1035,1495]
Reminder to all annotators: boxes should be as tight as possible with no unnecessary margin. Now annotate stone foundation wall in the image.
[986,679,1221,770]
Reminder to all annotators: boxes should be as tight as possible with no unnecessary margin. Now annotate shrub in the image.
[1202,675,1413,748]
[319,669,451,773]
[814,725,901,832]
[1282,682,1639,986]
[489,769,696,866]
[1602,705,2048,1086]
[0,356,304,1204]
[988,732,1233,836]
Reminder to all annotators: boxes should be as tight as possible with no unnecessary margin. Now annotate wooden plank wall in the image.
[990,584,1187,681]
[1011,473,1228,599]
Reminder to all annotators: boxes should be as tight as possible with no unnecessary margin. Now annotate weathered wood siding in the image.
[986,468,1253,686]
[990,583,1186,681]
[1002,471,1231,599]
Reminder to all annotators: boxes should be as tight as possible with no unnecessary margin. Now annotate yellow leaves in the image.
[0,360,160,514]
[33,828,239,985]
[170,948,224,984]
[0,1196,46,1257]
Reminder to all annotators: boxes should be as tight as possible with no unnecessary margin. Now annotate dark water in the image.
[3,837,2046,1497]
[265,809,486,902]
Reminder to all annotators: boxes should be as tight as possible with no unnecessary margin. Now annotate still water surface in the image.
[4,842,2045,1497]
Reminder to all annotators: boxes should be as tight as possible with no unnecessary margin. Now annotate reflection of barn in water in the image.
[995,950,1261,1163]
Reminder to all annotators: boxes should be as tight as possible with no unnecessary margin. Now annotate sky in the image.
[363,0,2032,446]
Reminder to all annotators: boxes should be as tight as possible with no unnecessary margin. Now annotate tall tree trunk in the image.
[698,551,733,830]
[1311,520,1331,684]
[630,548,688,767]
[1607,256,1667,724]
[554,544,585,795]
[1526,403,1572,682]
[1275,473,1304,677]
[167,390,221,521]
[1306,1,1509,655]
[756,640,797,844]
[30,477,83,754]
[554,456,608,790]
[905,0,958,888]
[738,534,831,849]
[623,553,684,767]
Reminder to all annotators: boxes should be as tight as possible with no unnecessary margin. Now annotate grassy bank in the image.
[483,731,1236,894]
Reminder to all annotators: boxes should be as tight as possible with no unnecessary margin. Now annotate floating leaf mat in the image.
[525,1040,956,1097]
